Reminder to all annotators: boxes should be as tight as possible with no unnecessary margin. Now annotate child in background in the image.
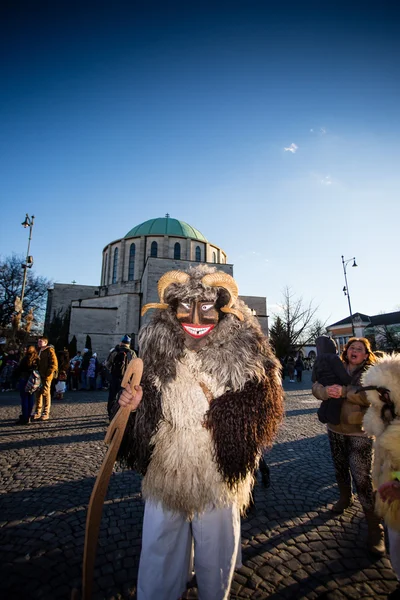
[312,336,352,425]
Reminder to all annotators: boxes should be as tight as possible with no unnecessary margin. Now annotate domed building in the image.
[45,216,268,360]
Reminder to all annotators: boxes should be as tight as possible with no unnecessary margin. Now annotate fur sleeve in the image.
[312,382,329,401]
[205,369,284,487]
[116,378,163,474]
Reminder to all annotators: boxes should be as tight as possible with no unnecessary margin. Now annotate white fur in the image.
[362,354,400,531]
[142,351,253,517]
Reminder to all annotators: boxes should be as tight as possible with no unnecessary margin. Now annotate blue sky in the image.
[1,0,399,326]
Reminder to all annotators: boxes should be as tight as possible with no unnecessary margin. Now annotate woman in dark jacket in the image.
[15,345,39,424]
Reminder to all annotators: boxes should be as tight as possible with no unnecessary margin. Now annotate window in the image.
[151,241,158,257]
[103,253,108,285]
[112,248,119,284]
[212,252,216,263]
[174,242,181,260]
[128,243,136,280]
[195,246,201,261]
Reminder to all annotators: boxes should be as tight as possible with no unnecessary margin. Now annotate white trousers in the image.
[137,502,241,600]
[388,526,400,581]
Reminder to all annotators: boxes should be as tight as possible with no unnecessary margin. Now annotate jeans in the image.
[19,378,35,421]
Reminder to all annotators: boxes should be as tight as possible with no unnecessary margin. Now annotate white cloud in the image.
[321,175,332,185]
[284,143,298,154]
[320,127,327,135]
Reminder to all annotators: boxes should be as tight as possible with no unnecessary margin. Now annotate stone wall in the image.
[69,293,141,360]
[45,284,100,331]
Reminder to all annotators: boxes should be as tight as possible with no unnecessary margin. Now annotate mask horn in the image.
[141,270,190,316]
[201,272,244,321]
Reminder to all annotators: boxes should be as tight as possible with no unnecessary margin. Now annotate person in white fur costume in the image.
[362,353,400,597]
[115,265,284,600]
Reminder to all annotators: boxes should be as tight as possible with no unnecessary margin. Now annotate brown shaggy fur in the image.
[206,363,284,486]
[117,377,163,473]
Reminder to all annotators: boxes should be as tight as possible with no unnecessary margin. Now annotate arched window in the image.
[150,241,158,258]
[103,253,108,284]
[174,242,181,260]
[195,246,201,261]
[212,252,216,263]
[128,243,136,281]
[112,248,119,284]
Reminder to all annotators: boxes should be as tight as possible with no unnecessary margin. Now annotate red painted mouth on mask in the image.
[181,324,215,338]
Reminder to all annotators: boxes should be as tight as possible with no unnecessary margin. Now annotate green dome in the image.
[125,217,207,242]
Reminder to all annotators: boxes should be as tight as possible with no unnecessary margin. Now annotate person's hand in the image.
[118,385,143,412]
[378,480,400,504]
[326,384,342,398]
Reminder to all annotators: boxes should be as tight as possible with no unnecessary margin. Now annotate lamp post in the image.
[341,255,357,336]
[19,214,35,321]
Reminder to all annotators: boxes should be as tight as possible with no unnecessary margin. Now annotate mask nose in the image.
[191,302,200,324]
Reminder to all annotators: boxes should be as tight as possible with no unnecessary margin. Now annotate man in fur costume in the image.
[116,265,284,600]
[362,354,400,595]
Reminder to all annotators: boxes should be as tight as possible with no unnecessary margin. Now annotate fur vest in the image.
[117,346,284,517]
[362,355,400,531]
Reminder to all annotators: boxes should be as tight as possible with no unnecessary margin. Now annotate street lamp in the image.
[19,214,35,321]
[341,255,357,336]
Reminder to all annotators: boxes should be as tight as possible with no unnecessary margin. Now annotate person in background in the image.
[0,351,18,392]
[53,348,69,398]
[295,355,304,382]
[105,335,136,418]
[80,348,92,390]
[33,337,58,421]
[312,337,384,555]
[286,356,295,383]
[87,352,99,391]
[10,348,21,390]
[69,351,82,391]
[14,345,39,424]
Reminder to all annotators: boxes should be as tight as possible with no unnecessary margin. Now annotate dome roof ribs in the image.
[125,217,207,242]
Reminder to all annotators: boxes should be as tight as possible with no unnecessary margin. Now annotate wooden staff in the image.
[74,358,143,600]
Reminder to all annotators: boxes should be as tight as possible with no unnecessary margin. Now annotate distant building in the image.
[44,216,269,360]
[327,311,400,352]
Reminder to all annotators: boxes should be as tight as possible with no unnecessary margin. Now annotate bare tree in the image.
[0,253,51,329]
[269,286,324,358]
[376,325,400,352]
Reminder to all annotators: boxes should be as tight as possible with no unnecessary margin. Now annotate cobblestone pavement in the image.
[0,372,398,600]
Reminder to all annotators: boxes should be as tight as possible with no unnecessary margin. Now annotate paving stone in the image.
[0,381,397,600]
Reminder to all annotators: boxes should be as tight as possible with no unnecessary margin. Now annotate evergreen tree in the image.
[68,335,77,358]
[85,334,92,351]
[45,307,70,351]
[269,316,290,359]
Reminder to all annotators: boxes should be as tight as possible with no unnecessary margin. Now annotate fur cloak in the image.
[116,265,284,516]
[362,354,400,531]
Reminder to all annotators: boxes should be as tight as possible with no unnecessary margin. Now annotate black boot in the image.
[364,509,386,556]
[259,458,271,488]
[331,483,353,513]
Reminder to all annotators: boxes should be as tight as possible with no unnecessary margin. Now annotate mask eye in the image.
[181,303,191,310]
[201,303,214,312]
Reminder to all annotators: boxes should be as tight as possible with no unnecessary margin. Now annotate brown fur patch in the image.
[206,366,284,487]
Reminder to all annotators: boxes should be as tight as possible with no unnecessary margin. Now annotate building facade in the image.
[326,311,400,353]
[45,216,269,360]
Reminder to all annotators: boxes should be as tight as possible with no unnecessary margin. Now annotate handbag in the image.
[25,370,42,394]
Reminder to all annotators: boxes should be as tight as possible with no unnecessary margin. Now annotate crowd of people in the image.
[0,334,137,424]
